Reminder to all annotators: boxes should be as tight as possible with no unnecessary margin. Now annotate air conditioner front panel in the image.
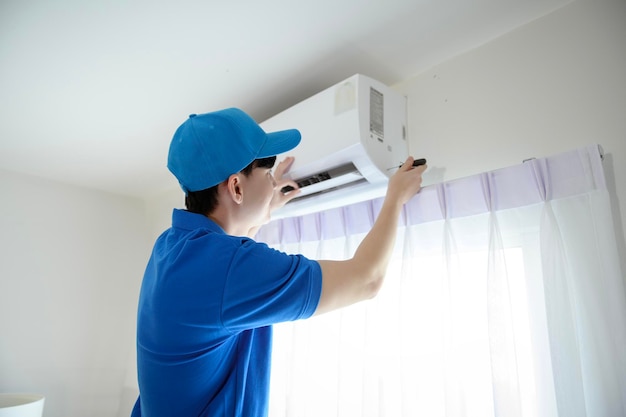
[261,80,361,167]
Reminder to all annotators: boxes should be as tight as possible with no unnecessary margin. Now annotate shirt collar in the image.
[171,208,225,234]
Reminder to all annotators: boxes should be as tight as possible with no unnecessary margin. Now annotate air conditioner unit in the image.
[261,74,409,219]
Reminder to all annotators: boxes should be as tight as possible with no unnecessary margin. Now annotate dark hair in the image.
[185,156,277,215]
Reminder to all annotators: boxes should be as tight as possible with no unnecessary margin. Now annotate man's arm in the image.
[314,157,426,315]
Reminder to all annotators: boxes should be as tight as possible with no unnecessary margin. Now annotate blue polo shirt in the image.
[133,209,322,417]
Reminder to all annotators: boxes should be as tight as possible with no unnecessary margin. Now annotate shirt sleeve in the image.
[220,239,322,332]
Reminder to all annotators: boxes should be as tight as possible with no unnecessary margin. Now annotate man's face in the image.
[239,166,276,227]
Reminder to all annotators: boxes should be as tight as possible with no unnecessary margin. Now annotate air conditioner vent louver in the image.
[287,178,369,205]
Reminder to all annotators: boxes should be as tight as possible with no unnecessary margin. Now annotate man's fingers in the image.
[274,156,295,179]
[278,178,299,194]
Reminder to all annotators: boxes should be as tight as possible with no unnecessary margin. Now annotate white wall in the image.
[0,169,150,417]
[396,0,626,273]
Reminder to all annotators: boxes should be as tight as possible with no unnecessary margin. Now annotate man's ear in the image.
[226,174,243,205]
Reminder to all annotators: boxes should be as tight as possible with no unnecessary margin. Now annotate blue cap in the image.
[167,108,301,192]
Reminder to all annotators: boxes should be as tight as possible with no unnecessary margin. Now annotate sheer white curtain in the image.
[257,144,626,417]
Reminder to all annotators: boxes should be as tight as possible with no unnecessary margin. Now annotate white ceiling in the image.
[0,0,571,198]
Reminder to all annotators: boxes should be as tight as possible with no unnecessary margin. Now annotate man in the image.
[132,108,426,416]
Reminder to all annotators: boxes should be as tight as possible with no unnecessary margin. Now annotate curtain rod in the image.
[523,143,604,164]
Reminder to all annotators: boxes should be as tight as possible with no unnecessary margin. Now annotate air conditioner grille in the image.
[281,162,363,198]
